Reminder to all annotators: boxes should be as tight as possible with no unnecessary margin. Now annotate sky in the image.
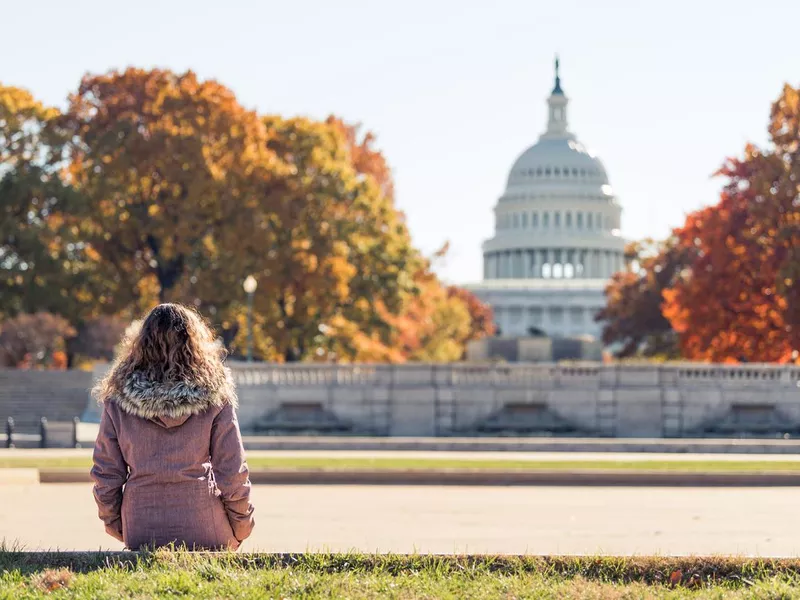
[3,0,799,284]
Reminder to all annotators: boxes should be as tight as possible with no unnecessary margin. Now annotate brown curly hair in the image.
[94,304,230,404]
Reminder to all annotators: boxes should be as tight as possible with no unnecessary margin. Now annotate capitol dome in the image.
[506,137,610,189]
[464,58,627,340]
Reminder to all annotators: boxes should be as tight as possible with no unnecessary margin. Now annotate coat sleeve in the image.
[91,403,127,542]
[210,402,255,542]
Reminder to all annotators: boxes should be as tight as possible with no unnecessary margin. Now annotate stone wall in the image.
[0,369,92,432]
[227,363,800,438]
[3,363,800,438]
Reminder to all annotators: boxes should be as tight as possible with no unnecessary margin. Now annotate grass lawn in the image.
[2,551,800,599]
[3,455,800,473]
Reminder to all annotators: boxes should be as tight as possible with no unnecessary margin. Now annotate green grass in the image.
[3,551,800,599]
[3,455,800,473]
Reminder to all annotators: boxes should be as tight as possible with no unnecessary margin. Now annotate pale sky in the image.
[4,0,799,283]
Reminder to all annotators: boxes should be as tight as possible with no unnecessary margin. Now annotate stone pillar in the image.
[504,252,512,279]
[483,255,490,279]
[530,250,538,279]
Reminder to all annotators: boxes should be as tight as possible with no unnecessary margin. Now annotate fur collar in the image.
[110,369,237,420]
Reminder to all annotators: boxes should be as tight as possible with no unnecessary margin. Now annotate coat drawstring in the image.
[200,462,221,497]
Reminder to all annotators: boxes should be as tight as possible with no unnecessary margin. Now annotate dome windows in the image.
[541,261,579,280]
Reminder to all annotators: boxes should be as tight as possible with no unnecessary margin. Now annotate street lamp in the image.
[242,275,257,363]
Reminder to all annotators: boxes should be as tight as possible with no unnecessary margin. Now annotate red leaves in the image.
[657,85,800,364]
[602,85,800,364]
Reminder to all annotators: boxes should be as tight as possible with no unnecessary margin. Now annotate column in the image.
[531,250,539,279]
[523,250,531,279]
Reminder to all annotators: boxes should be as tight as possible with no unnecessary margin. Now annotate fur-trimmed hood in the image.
[104,369,237,422]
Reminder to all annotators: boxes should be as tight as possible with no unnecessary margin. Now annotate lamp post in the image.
[243,275,257,363]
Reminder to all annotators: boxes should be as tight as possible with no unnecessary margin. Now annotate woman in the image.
[91,303,255,550]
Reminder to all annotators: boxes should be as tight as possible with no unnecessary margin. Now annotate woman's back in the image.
[91,304,255,550]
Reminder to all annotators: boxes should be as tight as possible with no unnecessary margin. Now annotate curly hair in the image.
[94,304,231,405]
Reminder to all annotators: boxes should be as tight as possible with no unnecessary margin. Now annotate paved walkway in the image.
[4,448,800,462]
[2,484,799,556]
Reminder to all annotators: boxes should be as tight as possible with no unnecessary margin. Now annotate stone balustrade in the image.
[223,362,800,438]
[2,363,797,438]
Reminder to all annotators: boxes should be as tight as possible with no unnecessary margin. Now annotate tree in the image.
[221,116,420,362]
[662,84,800,363]
[69,315,129,361]
[326,116,395,200]
[341,253,492,363]
[0,312,76,369]
[0,85,99,321]
[61,68,280,309]
[446,286,496,345]
[596,239,684,358]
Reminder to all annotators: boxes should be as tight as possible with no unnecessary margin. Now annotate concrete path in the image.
[2,484,800,556]
[4,448,800,462]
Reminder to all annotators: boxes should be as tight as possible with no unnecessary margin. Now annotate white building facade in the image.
[465,60,625,339]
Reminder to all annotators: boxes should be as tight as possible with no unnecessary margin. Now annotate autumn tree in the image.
[596,238,684,358]
[221,116,419,362]
[0,312,76,368]
[61,68,280,309]
[0,85,102,321]
[446,286,496,343]
[662,84,800,363]
[68,315,128,361]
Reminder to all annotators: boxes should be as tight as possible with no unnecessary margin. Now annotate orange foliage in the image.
[662,85,800,364]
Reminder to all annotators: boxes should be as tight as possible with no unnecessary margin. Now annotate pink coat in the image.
[91,372,255,550]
